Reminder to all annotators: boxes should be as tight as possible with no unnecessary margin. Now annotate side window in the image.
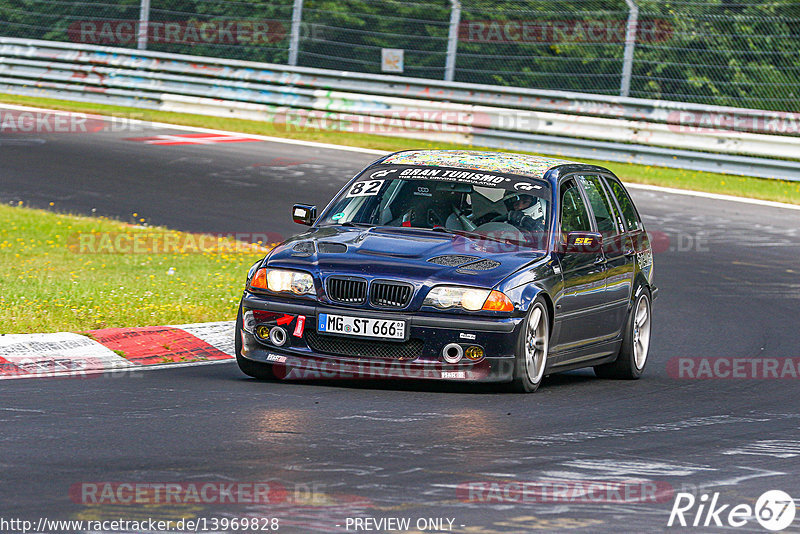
[560,180,592,234]
[605,178,642,231]
[577,175,620,237]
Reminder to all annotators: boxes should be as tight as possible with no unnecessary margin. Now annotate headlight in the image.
[424,286,491,311]
[250,268,316,296]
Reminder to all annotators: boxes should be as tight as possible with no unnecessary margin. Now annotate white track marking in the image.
[0,324,236,381]
[722,440,800,458]
[0,332,132,379]
[172,320,235,356]
[554,459,716,477]
[625,182,800,211]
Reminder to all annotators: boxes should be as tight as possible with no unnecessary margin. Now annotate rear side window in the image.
[560,180,592,233]
[606,178,642,231]
[577,175,620,236]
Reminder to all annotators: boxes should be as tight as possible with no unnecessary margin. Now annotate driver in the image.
[503,192,543,231]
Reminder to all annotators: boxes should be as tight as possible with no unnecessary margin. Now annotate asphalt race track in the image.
[2,110,800,533]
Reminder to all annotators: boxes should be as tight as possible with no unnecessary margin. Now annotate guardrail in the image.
[1,37,799,181]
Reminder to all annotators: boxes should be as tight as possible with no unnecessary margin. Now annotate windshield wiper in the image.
[339,221,377,228]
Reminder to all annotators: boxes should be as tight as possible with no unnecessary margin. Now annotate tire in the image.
[594,286,652,380]
[235,302,277,380]
[509,300,550,393]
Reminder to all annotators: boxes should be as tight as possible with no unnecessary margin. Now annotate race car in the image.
[235,150,656,392]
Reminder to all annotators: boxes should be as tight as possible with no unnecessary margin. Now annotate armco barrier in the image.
[1,37,799,181]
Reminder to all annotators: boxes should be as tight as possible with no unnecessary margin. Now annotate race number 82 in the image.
[346,180,384,197]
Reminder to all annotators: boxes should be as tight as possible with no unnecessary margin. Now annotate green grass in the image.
[0,203,266,334]
[2,92,800,205]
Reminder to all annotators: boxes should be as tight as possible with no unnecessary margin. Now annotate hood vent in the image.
[318,242,348,254]
[457,259,501,273]
[427,255,480,267]
[291,241,315,257]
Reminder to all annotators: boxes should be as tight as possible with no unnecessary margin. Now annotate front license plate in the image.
[317,313,406,340]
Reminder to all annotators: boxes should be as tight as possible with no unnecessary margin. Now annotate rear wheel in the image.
[594,286,651,379]
[509,300,550,393]
[235,303,276,380]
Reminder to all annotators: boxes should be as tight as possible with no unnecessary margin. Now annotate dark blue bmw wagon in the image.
[236,150,657,392]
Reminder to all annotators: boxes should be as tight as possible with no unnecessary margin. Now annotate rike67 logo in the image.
[668,490,796,531]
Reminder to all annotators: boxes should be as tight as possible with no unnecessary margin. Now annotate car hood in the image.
[266,225,545,287]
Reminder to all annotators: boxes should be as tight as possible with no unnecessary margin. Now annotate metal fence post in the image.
[620,0,638,97]
[444,0,461,81]
[137,0,150,50]
[288,0,304,66]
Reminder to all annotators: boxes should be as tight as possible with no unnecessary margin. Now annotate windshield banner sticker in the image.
[400,167,508,185]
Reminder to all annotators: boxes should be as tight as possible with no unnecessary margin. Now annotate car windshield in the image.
[317,166,551,249]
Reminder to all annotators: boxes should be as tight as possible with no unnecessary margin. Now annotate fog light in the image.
[255,325,271,341]
[465,346,484,360]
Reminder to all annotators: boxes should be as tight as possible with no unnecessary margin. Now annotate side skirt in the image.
[546,339,622,373]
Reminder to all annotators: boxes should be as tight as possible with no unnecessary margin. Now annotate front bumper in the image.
[239,292,522,383]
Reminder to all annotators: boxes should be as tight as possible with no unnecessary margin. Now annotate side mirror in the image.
[292,204,317,226]
[561,231,603,253]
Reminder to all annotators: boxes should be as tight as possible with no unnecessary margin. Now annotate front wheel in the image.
[594,286,651,380]
[509,300,550,393]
